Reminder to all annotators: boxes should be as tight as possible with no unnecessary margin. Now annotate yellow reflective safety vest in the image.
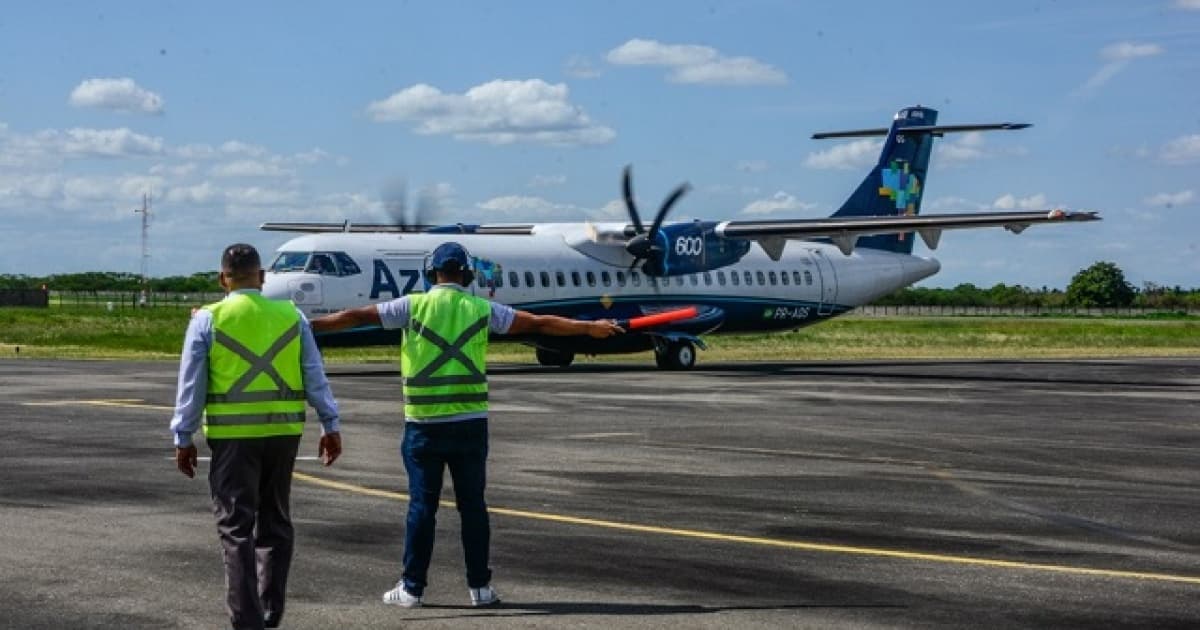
[203,292,306,439]
[401,288,491,420]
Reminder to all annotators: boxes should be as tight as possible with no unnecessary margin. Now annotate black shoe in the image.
[264,611,283,628]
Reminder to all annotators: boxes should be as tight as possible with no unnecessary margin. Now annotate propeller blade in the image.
[647,182,690,239]
[622,165,644,234]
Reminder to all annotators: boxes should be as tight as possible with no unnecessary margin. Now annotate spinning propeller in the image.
[621,165,690,272]
[382,177,440,232]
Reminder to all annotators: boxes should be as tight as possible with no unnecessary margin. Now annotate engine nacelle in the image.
[642,221,751,277]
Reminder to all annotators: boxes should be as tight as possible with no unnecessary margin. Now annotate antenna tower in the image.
[135,193,152,304]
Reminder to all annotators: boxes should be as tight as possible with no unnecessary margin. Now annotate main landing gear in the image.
[654,339,696,370]
[535,347,575,368]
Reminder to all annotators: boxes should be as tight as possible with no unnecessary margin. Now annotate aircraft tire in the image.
[535,347,574,367]
[657,340,696,370]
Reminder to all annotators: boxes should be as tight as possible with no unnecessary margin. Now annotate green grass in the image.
[1,307,1198,362]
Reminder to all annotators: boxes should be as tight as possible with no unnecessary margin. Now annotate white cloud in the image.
[53,127,164,158]
[736,160,768,172]
[1079,41,1163,94]
[741,191,817,215]
[803,139,881,170]
[564,55,601,79]
[606,38,787,86]
[365,79,615,146]
[210,159,292,178]
[992,193,1048,210]
[1160,134,1200,164]
[166,181,219,205]
[529,174,567,188]
[69,78,164,115]
[476,194,590,220]
[925,196,989,212]
[1101,42,1165,61]
[1143,190,1194,207]
[1174,0,1200,8]
[150,162,197,177]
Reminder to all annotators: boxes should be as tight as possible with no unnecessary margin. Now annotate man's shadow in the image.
[406,600,905,621]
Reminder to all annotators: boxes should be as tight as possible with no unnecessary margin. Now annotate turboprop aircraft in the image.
[260,106,1098,369]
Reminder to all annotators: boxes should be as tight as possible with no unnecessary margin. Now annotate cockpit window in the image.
[270,252,310,273]
[334,252,361,276]
[307,253,337,275]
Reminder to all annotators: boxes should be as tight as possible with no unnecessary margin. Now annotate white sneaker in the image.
[469,584,501,607]
[383,581,423,608]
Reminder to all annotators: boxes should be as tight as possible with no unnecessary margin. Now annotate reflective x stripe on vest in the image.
[203,293,306,439]
[401,290,490,419]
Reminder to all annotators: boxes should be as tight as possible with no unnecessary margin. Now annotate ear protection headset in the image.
[424,243,476,286]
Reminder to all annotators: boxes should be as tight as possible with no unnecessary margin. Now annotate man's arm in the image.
[506,310,624,338]
[310,305,383,333]
[297,314,342,466]
[170,311,211,478]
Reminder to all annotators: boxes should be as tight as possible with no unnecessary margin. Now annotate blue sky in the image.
[1,0,1197,289]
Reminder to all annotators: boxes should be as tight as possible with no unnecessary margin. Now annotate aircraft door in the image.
[811,250,838,315]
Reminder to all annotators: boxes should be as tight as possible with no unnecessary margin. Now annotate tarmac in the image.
[0,357,1198,629]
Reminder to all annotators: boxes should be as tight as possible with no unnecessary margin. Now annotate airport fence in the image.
[853,305,1200,317]
[47,291,225,309]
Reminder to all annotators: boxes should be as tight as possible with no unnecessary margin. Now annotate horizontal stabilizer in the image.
[813,122,1030,139]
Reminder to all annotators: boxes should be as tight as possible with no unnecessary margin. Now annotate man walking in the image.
[311,241,621,608]
[171,243,343,630]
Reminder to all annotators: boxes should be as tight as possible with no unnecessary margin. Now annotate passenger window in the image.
[586,271,596,287]
[631,271,641,286]
[756,271,766,285]
[601,271,611,287]
[556,271,565,287]
[540,271,550,288]
[703,272,712,286]
[730,271,739,286]
[508,271,519,287]
[688,274,697,286]
[675,276,684,286]
[616,271,626,286]
[524,271,535,287]
[792,271,802,285]
[768,271,777,285]
[571,271,581,287]
[780,271,789,286]
[716,271,726,286]
[744,271,753,285]
[804,270,813,285]
[494,272,504,288]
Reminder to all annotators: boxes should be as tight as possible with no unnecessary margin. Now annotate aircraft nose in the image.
[262,274,291,301]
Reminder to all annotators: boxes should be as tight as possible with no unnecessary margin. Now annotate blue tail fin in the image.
[830,106,939,254]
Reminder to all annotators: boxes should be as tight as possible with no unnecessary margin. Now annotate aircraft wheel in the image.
[656,340,696,370]
[535,347,574,367]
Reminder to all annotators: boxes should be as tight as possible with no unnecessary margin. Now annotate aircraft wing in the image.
[259,222,535,235]
[715,210,1100,258]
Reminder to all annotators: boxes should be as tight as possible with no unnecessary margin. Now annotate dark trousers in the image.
[208,435,301,630]
[401,418,492,595]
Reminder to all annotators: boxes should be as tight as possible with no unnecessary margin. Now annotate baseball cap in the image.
[429,242,471,271]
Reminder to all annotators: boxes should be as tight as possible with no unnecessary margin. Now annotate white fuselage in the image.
[261,223,940,339]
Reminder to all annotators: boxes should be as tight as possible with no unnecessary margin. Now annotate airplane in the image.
[260,105,1099,370]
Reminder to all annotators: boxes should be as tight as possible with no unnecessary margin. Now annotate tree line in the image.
[0,261,1195,309]
[0,271,220,293]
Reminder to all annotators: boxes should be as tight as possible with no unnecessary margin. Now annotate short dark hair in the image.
[221,243,261,279]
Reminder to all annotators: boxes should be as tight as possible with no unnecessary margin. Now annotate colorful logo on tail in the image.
[878,159,921,214]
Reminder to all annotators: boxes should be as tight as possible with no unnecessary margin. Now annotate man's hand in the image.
[588,319,625,339]
[175,445,198,478]
[319,432,342,466]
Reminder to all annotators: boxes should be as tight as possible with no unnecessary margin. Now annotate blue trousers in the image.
[400,418,492,595]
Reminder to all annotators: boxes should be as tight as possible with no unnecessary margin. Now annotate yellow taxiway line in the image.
[293,474,1200,587]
